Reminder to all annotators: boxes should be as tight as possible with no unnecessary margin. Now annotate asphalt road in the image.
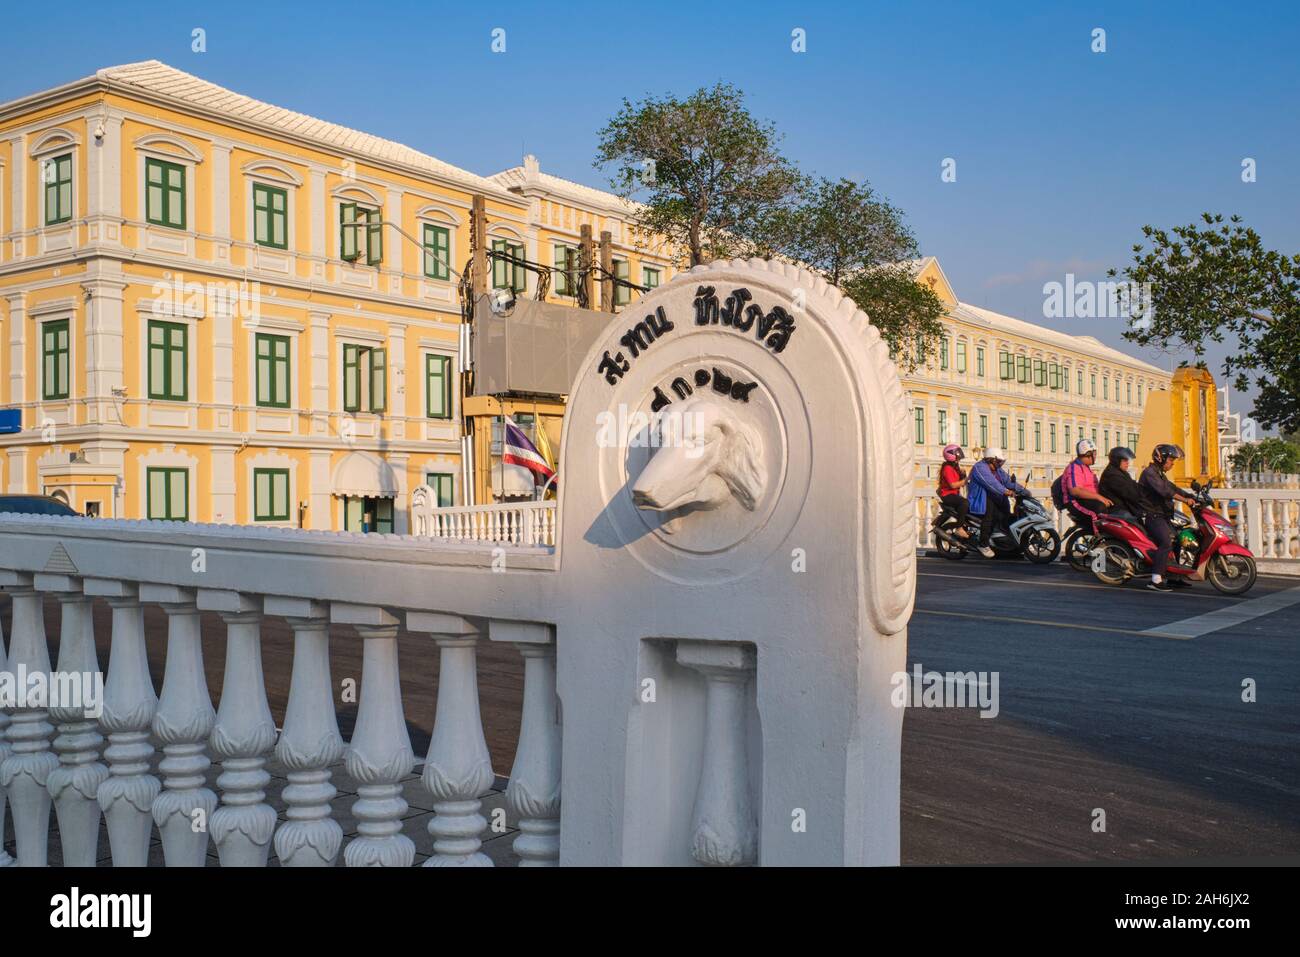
[903,553,1300,864]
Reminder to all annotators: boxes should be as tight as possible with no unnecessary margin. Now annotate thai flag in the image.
[503,418,556,486]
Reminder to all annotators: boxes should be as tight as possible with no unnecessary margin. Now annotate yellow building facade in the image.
[0,62,675,531]
[905,258,1172,488]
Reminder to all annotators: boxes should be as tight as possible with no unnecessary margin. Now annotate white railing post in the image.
[201,591,277,867]
[144,584,216,868]
[268,597,344,867]
[676,640,758,867]
[88,579,160,867]
[491,621,560,866]
[333,605,414,867]
[42,577,107,868]
[0,572,58,866]
[411,612,494,867]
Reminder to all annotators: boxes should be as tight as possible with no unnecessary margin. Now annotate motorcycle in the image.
[1063,509,1191,572]
[1088,478,1257,594]
[934,478,1061,563]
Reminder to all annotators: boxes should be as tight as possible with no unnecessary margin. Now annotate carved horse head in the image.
[632,396,766,515]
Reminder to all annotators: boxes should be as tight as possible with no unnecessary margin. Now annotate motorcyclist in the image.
[1061,439,1112,533]
[1138,444,1198,592]
[932,443,971,539]
[1098,447,1148,522]
[969,447,1029,558]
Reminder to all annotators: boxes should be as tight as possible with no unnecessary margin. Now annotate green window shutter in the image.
[256,333,291,408]
[642,267,660,290]
[44,153,73,225]
[366,208,383,265]
[426,473,455,507]
[147,468,188,521]
[145,158,187,229]
[423,224,450,280]
[42,319,70,400]
[939,339,949,369]
[613,259,630,305]
[373,499,394,534]
[340,203,358,260]
[426,354,450,418]
[999,351,1012,380]
[343,343,360,411]
[956,341,966,372]
[148,320,187,400]
[491,239,507,289]
[510,242,526,292]
[253,184,288,249]
[959,413,969,446]
[370,347,387,412]
[976,347,985,377]
[254,469,291,521]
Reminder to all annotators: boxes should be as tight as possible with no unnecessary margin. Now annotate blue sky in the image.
[3,0,1297,416]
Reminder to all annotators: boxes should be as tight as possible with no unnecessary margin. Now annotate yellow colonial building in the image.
[905,258,1173,488]
[0,61,676,531]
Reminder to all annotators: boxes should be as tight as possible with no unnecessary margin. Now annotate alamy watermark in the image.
[150,272,262,323]
[595,405,707,458]
[1043,274,1153,329]
[891,663,1000,718]
[0,665,104,719]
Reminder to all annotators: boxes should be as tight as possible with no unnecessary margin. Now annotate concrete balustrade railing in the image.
[0,259,916,867]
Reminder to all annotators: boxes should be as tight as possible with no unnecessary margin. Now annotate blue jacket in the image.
[968,461,1028,515]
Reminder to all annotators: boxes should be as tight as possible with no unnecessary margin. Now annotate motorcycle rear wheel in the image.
[1206,553,1257,595]
[1063,527,1096,571]
[1092,540,1134,585]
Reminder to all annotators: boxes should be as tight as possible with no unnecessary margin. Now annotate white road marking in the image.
[1139,586,1300,639]
[917,569,1240,601]
[913,608,1190,639]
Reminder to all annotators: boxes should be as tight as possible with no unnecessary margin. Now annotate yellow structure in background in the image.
[1135,366,1219,486]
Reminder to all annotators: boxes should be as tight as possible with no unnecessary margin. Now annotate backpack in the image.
[1050,473,1066,510]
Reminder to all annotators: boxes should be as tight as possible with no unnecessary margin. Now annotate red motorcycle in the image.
[1089,478,1257,594]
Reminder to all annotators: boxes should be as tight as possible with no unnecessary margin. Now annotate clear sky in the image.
[3,0,1297,418]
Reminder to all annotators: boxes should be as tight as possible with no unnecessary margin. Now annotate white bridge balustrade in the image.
[0,259,916,867]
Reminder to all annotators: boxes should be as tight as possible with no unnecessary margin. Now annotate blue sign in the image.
[0,409,21,434]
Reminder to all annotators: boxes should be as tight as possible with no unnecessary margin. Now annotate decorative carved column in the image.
[334,605,413,867]
[144,585,215,867]
[267,597,344,867]
[0,572,57,865]
[88,579,159,867]
[200,590,277,867]
[41,577,107,867]
[491,620,561,866]
[412,612,493,867]
[676,641,758,867]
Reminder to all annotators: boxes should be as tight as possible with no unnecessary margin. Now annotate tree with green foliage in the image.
[1229,438,1300,474]
[1110,214,1300,433]
[594,83,801,267]
[756,176,947,370]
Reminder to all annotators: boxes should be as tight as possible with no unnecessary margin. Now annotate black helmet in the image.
[1153,443,1185,464]
[1108,446,1135,467]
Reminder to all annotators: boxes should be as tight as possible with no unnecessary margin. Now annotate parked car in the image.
[0,494,80,516]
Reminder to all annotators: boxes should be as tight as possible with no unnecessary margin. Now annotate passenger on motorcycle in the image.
[933,443,971,539]
[1060,439,1112,532]
[1139,444,1198,592]
[1098,446,1148,521]
[969,447,1029,558]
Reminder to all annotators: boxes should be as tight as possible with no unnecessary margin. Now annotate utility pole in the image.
[471,194,488,298]
[579,223,594,309]
[599,230,613,312]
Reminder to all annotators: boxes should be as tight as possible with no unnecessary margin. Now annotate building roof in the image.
[951,301,1167,375]
[490,156,638,216]
[4,60,514,198]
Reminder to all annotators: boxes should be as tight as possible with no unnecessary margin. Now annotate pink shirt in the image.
[1063,460,1098,515]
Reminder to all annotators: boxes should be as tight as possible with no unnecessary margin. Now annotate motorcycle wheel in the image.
[935,530,968,560]
[1065,528,1096,571]
[1022,527,1061,564]
[1206,553,1257,595]
[1092,540,1134,586]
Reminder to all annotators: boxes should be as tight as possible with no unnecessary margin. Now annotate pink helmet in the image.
[942,443,964,463]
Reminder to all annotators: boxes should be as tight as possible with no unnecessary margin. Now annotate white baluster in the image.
[676,640,758,866]
[201,592,277,867]
[267,598,344,867]
[334,605,413,867]
[411,612,493,867]
[41,578,107,867]
[491,621,560,866]
[0,573,57,866]
[87,579,160,867]
[0,613,12,868]
[143,585,216,867]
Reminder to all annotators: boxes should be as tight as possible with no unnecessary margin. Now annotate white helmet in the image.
[984,446,1005,462]
[1076,438,1097,457]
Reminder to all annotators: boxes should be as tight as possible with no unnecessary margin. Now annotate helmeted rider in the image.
[1098,446,1148,522]
[933,443,971,539]
[968,446,1029,558]
[1138,444,1197,592]
[1061,439,1112,533]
